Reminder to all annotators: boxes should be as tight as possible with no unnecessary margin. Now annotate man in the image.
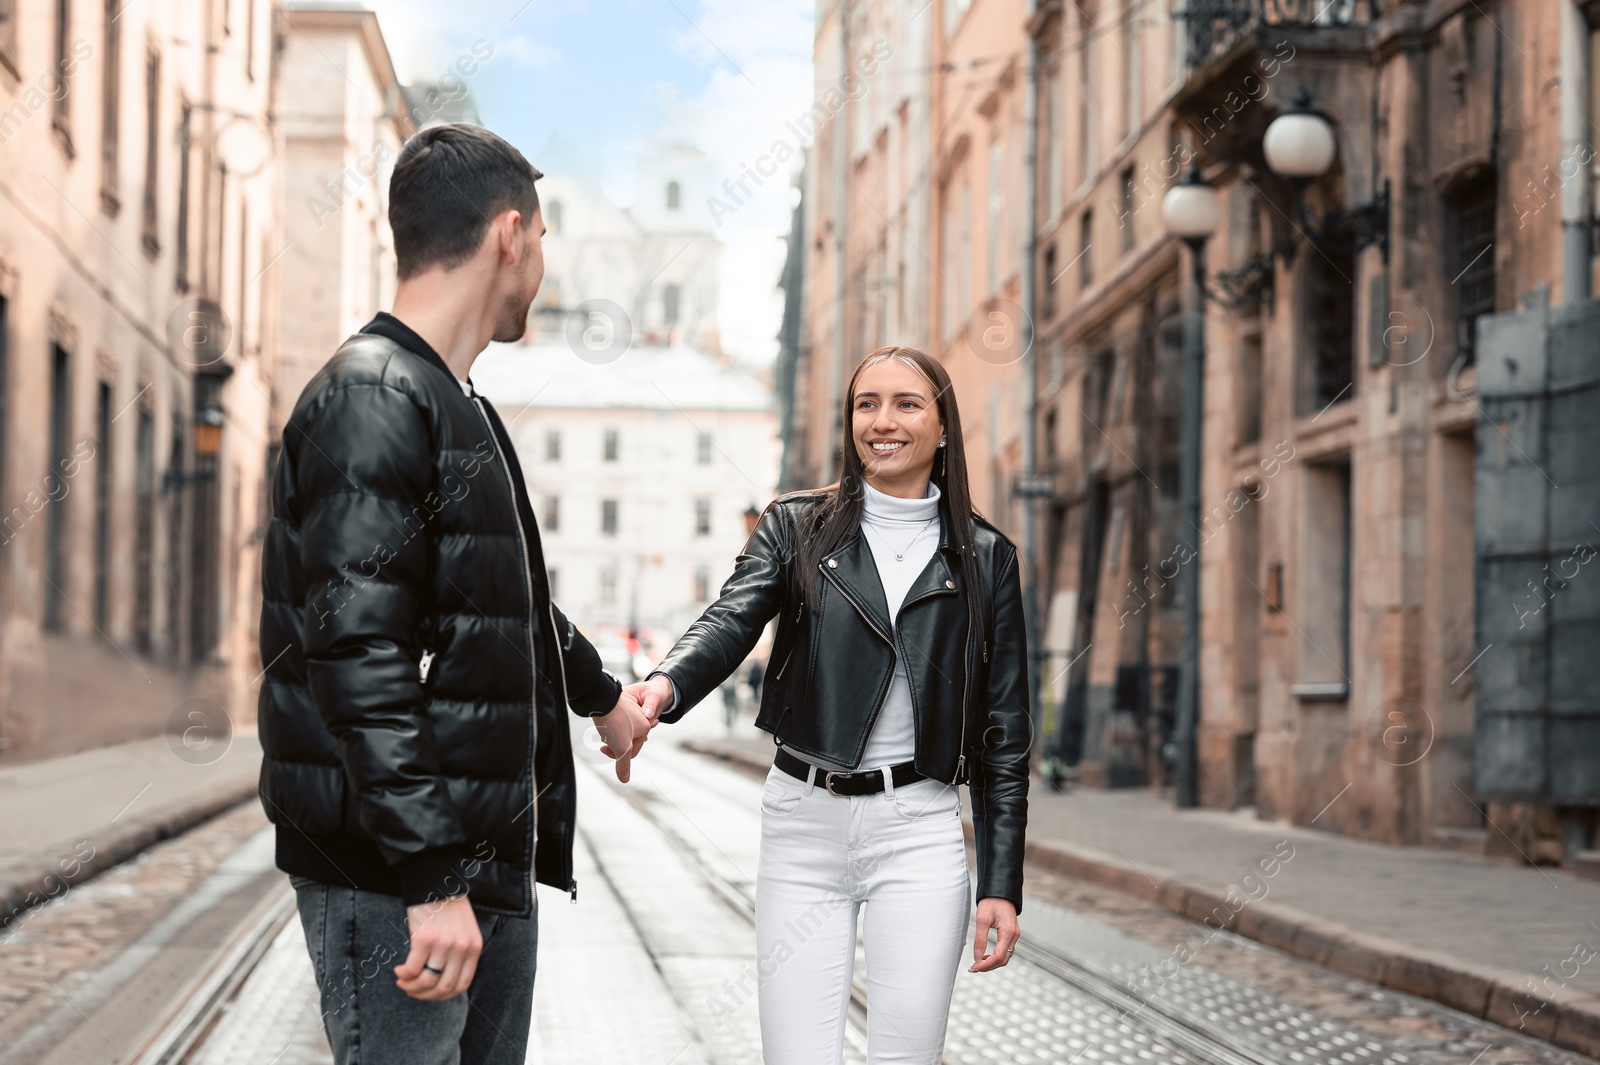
[257,123,649,1064]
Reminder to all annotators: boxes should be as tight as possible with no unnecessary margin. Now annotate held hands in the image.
[970,897,1020,972]
[624,674,676,727]
[594,688,650,783]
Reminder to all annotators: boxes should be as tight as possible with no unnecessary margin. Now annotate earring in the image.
[938,440,947,448]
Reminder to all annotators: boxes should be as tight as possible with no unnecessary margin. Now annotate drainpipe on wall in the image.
[831,0,851,460]
[1021,4,1044,752]
[1561,0,1592,304]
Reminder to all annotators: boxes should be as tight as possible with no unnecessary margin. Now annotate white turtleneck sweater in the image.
[656,480,943,771]
[854,479,942,769]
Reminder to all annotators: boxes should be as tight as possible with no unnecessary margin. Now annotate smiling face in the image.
[851,356,946,498]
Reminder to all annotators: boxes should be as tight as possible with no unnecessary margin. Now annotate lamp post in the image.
[1261,90,1391,263]
[1160,166,1220,810]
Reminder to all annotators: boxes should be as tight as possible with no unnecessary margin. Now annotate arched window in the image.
[666,181,681,211]
[546,199,563,234]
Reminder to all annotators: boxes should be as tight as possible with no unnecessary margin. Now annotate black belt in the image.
[774,747,925,795]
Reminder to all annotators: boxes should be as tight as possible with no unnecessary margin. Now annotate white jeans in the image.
[755,763,971,1064]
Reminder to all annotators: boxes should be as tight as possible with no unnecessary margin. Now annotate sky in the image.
[361,0,815,367]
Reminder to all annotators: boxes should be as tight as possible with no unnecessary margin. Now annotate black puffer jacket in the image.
[258,316,620,917]
[653,492,1032,911]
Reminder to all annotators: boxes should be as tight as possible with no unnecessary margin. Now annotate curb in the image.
[681,739,1600,1059]
[0,779,259,932]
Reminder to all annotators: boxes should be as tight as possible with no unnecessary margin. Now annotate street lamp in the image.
[1159,165,1218,811]
[1262,90,1391,263]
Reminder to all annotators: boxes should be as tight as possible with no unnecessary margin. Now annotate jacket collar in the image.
[817,495,963,635]
[359,312,475,395]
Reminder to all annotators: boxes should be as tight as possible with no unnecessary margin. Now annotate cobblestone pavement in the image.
[0,801,271,1056]
[691,723,1600,1004]
[6,712,1596,1064]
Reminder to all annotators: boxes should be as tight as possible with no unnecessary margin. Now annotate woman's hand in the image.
[624,675,675,726]
[969,897,1019,972]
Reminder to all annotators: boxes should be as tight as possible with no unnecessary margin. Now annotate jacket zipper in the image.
[819,560,901,763]
[473,398,540,909]
[548,600,578,905]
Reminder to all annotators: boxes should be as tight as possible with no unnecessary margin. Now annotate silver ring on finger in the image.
[423,963,445,975]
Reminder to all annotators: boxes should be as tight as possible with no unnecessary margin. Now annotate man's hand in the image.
[395,894,482,1000]
[594,689,649,782]
[969,897,1020,972]
[625,674,676,726]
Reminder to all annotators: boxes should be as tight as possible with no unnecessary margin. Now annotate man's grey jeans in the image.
[291,876,537,1065]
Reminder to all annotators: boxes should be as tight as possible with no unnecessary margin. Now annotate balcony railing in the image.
[1183,0,1379,71]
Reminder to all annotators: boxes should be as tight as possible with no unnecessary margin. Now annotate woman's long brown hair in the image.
[794,346,985,641]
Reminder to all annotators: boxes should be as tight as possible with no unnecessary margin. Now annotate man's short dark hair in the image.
[389,124,542,280]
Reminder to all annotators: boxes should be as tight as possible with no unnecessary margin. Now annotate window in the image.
[101,0,121,212]
[1119,166,1136,253]
[694,497,711,536]
[987,139,1003,294]
[165,416,183,656]
[1237,333,1262,446]
[941,184,957,339]
[599,565,616,604]
[694,563,711,602]
[245,0,256,80]
[958,175,972,325]
[696,430,712,464]
[134,408,154,653]
[1301,243,1354,414]
[544,428,560,461]
[0,0,16,74]
[1077,8,1098,184]
[602,428,619,462]
[601,499,618,536]
[1045,69,1062,221]
[94,382,112,631]
[142,50,160,255]
[666,181,681,210]
[1298,459,1352,696]
[547,200,562,234]
[662,284,681,327]
[1446,171,1497,365]
[53,0,72,150]
[1042,244,1057,319]
[45,345,70,631]
[543,494,560,532]
[1079,209,1094,290]
[176,102,192,290]
[1122,0,1140,139]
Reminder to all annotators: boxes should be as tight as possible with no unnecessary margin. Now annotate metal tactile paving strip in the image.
[944,955,1202,1065]
[189,917,333,1065]
[1018,899,1450,1065]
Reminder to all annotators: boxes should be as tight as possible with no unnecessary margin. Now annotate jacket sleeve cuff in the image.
[398,846,470,907]
[570,669,622,717]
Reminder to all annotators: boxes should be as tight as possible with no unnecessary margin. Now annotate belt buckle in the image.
[825,770,842,796]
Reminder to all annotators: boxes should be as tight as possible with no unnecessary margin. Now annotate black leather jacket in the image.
[258,321,621,917]
[654,492,1032,911]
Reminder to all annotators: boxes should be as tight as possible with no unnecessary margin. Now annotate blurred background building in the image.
[0,0,277,760]
[784,0,1600,866]
[472,338,778,670]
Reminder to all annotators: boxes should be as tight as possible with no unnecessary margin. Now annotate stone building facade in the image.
[0,0,277,761]
[790,0,1033,533]
[786,0,1600,855]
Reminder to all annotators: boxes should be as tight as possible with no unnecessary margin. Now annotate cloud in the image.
[498,35,562,69]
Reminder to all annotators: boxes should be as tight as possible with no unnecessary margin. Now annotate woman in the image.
[627,346,1030,1064]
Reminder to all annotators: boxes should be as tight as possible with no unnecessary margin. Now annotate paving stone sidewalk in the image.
[0,731,262,926]
[682,726,1600,1058]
